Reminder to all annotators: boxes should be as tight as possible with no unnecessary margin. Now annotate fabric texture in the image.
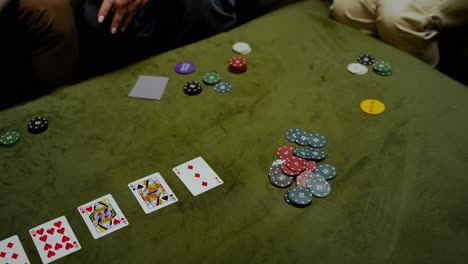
[1,1,468,263]
[330,0,468,66]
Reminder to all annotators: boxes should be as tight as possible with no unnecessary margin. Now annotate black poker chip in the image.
[183,81,202,96]
[28,116,48,134]
[357,54,375,65]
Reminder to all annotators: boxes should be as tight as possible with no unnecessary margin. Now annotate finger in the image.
[111,6,127,34]
[126,0,141,13]
[120,10,136,32]
[98,0,114,23]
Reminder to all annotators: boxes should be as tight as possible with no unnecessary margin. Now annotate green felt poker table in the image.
[1,1,468,263]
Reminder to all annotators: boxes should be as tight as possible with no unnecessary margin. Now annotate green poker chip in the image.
[203,72,221,85]
[315,164,337,180]
[307,147,326,161]
[294,131,310,146]
[288,187,313,206]
[0,131,21,146]
[213,82,232,93]
[308,133,327,148]
[373,61,392,76]
[306,176,331,198]
[286,128,301,142]
[294,148,311,159]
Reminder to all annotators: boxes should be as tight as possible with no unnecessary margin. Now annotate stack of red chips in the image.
[229,57,247,73]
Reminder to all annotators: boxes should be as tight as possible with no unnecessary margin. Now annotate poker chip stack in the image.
[28,116,48,134]
[229,57,247,73]
[203,72,221,85]
[183,81,202,96]
[347,54,392,77]
[267,129,338,208]
[372,61,392,76]
[0,131,21,147]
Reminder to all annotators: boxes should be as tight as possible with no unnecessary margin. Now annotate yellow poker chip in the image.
[360,99,385,115]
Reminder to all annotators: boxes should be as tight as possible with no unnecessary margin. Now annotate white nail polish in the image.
[121,27,126,32]
[98,16,104,23]
[111,27,117,34]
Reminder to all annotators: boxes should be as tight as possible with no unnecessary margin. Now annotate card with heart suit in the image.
[29,216,81,264]
[0,235,30,264]
[172,156,223,196]
[128,172,178,214]
[77,194,129,239]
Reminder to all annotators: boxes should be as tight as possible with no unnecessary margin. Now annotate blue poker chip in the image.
[315,164,337,180]
[213,82,232,93]
[286,129,301,142]
[306,177,331,198]
[294,148,311,159]
[308,133,327,148]
[294,131,310,146]
[288,187,313,206]
[307,148,326,161]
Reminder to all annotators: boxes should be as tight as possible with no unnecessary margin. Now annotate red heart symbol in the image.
[47,250,56,258]
[65,243,74,250]
[113,219,121,225]
[62,236,70,243]
[39,235,48,242]
[54,243,63,250]
[37,228,45,235]
[46,228,55,235]
[86,206,93,212]
[53,221,62,228]
[43,243,52,251]
[57,228,65,234]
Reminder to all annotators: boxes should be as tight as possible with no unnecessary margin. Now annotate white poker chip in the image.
[347,63,368,75]
[232,42,251,55]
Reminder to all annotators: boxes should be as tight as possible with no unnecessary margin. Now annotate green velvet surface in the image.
[1,1,468,263]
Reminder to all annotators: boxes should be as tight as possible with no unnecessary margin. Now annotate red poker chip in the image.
[281,163,300,176]
[229,57,247,73]
[276,146,294,159]
[305,161,317,172]
[296,174,310,188]
[285,156,307,172]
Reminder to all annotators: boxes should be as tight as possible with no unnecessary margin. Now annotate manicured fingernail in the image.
[120,27,126,32]
[111,27,117,34]
[98,16,104,23]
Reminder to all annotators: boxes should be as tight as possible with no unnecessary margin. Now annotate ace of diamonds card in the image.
[29,216,81,264]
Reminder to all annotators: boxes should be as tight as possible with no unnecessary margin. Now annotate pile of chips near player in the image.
[373,61,392,76]
[28,116,48,134]
[214,82,232,93]
[203,72,221,85]
[183,81,202,96]
[0,131,21,147]
[229,57,247,73]
[267,129,339,208]
[232,42,251,55]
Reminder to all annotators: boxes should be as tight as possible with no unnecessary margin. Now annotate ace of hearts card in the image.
[77,194,129,239]
[29,216,81,263]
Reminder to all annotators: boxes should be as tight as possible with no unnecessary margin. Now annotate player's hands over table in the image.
[98,0,149,34]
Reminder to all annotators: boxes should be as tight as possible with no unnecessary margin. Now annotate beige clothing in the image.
[330,0,468,66]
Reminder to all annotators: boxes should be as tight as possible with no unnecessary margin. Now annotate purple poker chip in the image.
[174,61,196,74]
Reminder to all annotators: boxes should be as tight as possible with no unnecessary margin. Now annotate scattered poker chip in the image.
[288,187,313,206]
[213,82,232,93]
[285,156,308,172]
[373,61,392,76]
[307,174,327,183]
[283,189,294,206]
[347,63,368,75]
[268,164,283,178]
[272,159,285,166]
[307,133,327,148]
[296,173,310,188]
[286,128,301,142]
[174,61,196,74]
[183,81,202,96]
[276,146,294,159]
[357,54,375,65]
[28,116,48,134]
[294,131,310,146]
[294,148,310,159]
[203,72,221,85]
[270,171,294,188]
[360,99,385,115]
[229,57,247,73]
[0,131,21,146]
[306,178,332,198]
[232,42,251,55]
[307,148,326,161]
[305,160,317,172]
[315,164,337,180]
[281,162,301,176]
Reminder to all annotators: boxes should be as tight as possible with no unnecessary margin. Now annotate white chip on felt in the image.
[347,63,368,75]
[232,42,251,55]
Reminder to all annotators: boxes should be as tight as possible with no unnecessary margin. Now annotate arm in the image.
[97,0,149,34]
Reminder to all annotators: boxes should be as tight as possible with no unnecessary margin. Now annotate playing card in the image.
[172,156,223,196]
[77,194,129,239]
[128,75,169,100]
[128,173,178,214]
[29,216,81,264]
[0,235,30,264]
